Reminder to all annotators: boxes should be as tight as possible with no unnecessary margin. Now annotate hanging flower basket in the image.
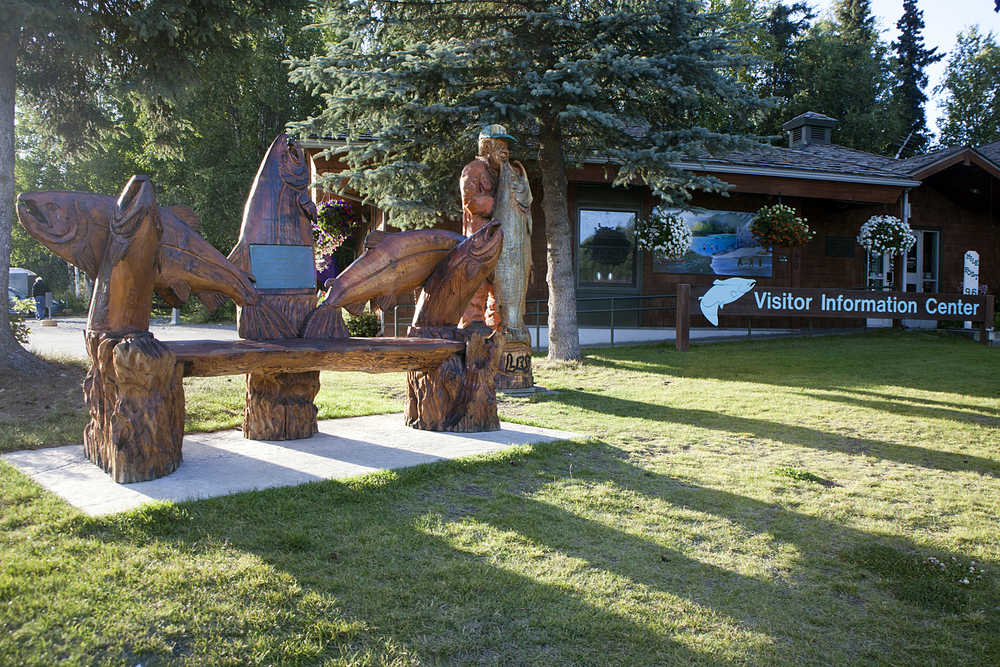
[857,215,916,257]
[635,210,692,260]
[750,204,814,248]
[313,198,360,271]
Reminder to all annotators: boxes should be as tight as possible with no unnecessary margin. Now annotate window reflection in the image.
[578,209,636,285]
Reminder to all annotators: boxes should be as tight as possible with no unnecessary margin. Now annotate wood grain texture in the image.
[495,327,533,390]
[165,337,466,377]
[320,228,464,315]
[412,222,504,327]
[405,324,500,432]
[83,331,184,483]
[244,370,320,440]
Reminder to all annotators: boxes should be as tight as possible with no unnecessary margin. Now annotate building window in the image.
[578,209,637,286]
[825,236,855,258]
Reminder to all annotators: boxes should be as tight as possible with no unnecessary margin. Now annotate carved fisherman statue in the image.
[459,124,535,390]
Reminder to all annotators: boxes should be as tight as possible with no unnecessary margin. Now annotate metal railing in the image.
[392,292,680,349]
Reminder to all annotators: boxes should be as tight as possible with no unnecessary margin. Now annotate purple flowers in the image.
[313,199,359,270]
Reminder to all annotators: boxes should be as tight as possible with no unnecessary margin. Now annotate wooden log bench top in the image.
[163,337,466,378]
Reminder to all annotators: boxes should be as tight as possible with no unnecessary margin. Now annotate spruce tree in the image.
[891,0,943,156]
[291,0,760,361]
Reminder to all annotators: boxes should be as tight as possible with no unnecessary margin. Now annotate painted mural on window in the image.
[651,207,772,277]
[578,209,637,285]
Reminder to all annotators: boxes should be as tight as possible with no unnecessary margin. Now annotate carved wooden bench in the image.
[165,337,464,377]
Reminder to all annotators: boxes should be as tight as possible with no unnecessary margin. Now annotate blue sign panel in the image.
[248,244,316,290]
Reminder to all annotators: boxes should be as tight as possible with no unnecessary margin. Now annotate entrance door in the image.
[866,250,893,327]
[902,230,940,328]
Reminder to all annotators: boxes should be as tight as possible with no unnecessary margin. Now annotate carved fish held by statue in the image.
[490,159,533,332]
[412,222,504,328]
[16,188,260,312]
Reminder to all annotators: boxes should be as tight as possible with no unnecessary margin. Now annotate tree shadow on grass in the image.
[69,439,1000,665]
[797,390,1000,428]
[582,331,1000,399]
[534,389,1000,478]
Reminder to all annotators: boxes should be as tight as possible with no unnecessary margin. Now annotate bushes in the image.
[8,298,34,344]
[345,310,381,337]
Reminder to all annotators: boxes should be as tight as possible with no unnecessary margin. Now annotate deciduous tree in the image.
[1,0,305,374]
[937,28,1000,146]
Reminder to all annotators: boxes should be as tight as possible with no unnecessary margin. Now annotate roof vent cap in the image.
[782,112,838,148]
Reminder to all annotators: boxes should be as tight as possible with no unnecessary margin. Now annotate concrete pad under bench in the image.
[2,414,582,516]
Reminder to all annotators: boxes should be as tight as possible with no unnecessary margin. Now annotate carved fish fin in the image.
[374,293,397,312]
[194,290,226,314]
[364,230,388,249]
[167,206,201,234]
[301,304,349,339]
[167,279,192,303]
[343,300,367,316]
[155,287,183,309]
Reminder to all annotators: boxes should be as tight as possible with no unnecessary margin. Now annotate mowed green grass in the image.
[1,330,998,665]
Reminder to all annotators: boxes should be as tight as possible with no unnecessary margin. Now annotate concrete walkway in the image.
[2,414,582,516]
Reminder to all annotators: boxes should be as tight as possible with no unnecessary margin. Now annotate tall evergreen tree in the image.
[937,28,1000,146]
[788,2,900,154]
[291,0,760,361]
[890,0,943,156]
[834,0,877,44]
[1,0,306,374]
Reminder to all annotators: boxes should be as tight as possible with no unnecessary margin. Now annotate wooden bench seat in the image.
[164,337,465,378]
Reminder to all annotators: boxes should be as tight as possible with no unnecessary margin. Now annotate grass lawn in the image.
[1,330,998,664]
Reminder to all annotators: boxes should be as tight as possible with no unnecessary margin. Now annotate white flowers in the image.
[636,211,693,260]
[857,215,917,257]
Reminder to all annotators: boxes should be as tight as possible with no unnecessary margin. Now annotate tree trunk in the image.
[537,118,581,361]
[0,26,51,375]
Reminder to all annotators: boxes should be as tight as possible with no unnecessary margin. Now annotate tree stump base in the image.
[405,324,501,432]
[83,331,184,483]
[243,370,321,440]
[495,326,533,390]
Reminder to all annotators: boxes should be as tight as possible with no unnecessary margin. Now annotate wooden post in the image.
[676,283,690,352]
[984,294,994,347]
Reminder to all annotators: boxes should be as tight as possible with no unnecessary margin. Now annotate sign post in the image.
[962,250,980,329]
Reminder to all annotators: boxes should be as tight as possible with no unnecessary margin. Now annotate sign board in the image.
[248,244,316,290]
[693,279,991,325]
[962,250,980,329]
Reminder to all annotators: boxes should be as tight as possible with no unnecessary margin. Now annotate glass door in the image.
[903,230,939,293]
[866,250,893,327]
[902,230,940,328]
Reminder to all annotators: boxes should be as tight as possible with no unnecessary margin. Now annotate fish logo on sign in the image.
[698,277,756,326]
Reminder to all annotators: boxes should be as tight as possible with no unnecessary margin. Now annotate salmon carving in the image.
[412,221,504,328]
[227,134,317,339]
[490,159,533,332]
[301,228,466,338]
[16,186,260,320]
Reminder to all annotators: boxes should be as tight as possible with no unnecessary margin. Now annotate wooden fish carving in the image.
[412,222,504,328]
[490,160,533,331]
[16,188,260,313]
[227,134,316,271]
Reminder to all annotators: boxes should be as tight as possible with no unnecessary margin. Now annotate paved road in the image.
[25,317,239,361]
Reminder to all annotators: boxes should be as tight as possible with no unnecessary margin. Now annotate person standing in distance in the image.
[31,274,50,319]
